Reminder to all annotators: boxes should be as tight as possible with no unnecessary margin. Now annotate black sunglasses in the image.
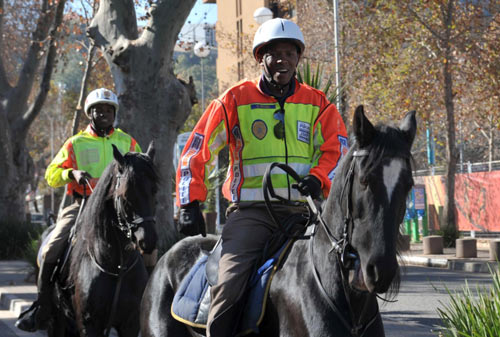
[273,110,285,139]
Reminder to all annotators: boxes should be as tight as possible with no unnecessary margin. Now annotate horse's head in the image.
[333,105,416,294]
[111,142,159,254]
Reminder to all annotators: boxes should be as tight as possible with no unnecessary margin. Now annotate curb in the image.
[0,286,37,317]
[401,255,499,273]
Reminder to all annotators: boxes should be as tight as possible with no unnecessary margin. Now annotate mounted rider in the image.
[16,88,143,332]
[175,18,348,337]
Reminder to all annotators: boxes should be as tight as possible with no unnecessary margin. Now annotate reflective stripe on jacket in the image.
[176,78,348,206]
[45,125,141,196]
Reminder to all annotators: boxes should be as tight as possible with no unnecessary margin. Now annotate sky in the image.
[179,0,218,44]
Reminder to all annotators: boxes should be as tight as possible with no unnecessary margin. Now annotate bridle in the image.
[113,173,156,239]
[87,173,156,337]
[263,150,378,337]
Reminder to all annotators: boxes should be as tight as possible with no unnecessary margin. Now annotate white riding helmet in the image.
[252,18,305,61]
[84,88,119,118]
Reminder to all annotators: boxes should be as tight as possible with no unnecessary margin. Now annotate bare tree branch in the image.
[406,3,445,42]
[6,0,56,122]
[141,0,196,57]
[15,0,67,137]
[0,0,12,94]
[72,43,95,135]
[87,0,138,72]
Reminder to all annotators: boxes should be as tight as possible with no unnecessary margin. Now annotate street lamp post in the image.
[194,41,210,112]
[253,7,273,25]
[194,41,218,227]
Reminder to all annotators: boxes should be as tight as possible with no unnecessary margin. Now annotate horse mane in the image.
[69,151,159,280]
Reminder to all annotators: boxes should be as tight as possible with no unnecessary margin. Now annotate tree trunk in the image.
[0,0,66,223]
[87,0,196,251]
[442,0,458,237]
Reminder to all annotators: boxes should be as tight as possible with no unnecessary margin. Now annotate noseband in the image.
[114,174,156,239]
[306,149,381,337]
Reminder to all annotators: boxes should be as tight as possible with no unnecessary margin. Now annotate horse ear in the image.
[112,144,126,167]
[145,141,155,160]
[353,105,375,147]
[399,110,417,147]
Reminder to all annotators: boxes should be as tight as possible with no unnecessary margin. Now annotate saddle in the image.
[171,238,295,335]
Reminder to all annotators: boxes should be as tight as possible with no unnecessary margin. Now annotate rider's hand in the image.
[70,170,92,185]
[178,201,206,237]
[294,175,322,200]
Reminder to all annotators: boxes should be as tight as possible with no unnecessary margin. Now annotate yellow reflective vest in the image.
[45,125,140,196]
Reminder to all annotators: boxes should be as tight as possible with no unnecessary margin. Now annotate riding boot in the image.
[15,262,57,332]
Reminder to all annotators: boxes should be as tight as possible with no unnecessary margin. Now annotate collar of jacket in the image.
[85,124,115,138]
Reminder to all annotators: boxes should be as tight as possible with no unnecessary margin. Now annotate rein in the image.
[264,150,379,336]
[306,149,380,337]
[86,173,154,337]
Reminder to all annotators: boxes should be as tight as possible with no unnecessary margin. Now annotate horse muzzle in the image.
[134,222,158,254]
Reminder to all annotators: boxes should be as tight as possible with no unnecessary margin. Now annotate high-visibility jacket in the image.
[176,78,348,206]
[45,125,141,196]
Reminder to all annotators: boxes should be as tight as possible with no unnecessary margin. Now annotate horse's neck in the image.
[91,214,133,266]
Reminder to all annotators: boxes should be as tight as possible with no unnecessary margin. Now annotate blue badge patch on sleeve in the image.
[338,135,349,157]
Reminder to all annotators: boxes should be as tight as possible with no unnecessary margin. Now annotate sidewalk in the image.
[0,261,44,337]
[0,241,498,336]
[401,240,499,273]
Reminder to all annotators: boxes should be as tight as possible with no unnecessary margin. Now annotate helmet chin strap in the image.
[262,56,292,96]
[261,53,298,96]
[90,116,114,137]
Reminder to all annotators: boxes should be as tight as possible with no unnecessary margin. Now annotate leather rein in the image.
[262,152,379,337]
[305,149,381,337]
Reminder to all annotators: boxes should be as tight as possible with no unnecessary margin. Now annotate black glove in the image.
[178,201,206,237]
[294,175,322,200]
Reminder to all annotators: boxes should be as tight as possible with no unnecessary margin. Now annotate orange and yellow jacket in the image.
[45,125,140,196]
[176,78,348,206]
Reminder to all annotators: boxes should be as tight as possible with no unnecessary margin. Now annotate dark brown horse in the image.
[50,143,159,337]
[141,106,416,337]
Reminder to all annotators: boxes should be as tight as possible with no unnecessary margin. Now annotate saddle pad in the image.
[171,254,211,328]
[171,240,294,335]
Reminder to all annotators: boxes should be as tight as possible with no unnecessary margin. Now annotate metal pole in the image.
[333,0,341,113]
[201,57,205,112]
[50,116,54,211]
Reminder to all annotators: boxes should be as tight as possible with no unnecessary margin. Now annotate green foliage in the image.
[296,60,337,103]
[0,219,43,259]
[437,267,500,337]
[436,225,459,248]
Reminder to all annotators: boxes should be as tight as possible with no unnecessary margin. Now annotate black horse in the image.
[140,106,416,337]
[49,143,159,337]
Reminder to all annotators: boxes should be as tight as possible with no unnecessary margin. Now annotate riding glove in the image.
[295,175,322,200]
[178,201,207,237]
[70,170,92,185]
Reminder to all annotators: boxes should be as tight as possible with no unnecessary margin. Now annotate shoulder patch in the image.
[338,135,349,157]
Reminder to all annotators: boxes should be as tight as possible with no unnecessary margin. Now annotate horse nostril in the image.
[365,263,378,286]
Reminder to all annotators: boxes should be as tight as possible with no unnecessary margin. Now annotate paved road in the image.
[381,265,494,337]
[0,261,496,336]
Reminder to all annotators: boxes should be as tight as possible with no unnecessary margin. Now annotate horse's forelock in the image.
[357,125,413,180]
